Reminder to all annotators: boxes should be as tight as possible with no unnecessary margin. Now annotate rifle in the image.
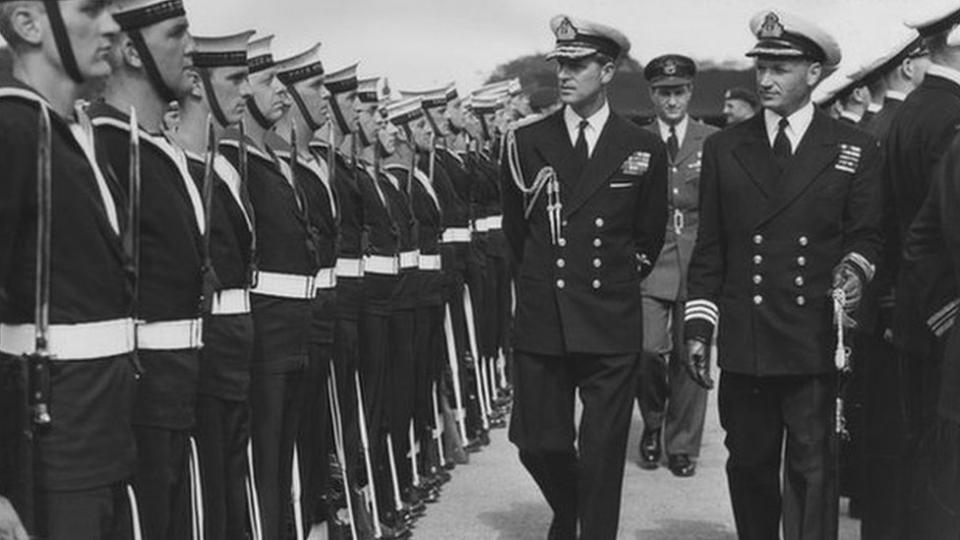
[18,104,54,538]
[200,115,220,315]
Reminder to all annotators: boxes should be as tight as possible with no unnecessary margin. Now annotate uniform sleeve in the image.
[684,134,723,343]
[840,136,883,282]
[0,106,33,290]
[500,130,528,265]
[633,139,668,279]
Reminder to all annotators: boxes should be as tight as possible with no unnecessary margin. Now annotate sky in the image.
[2,0,952,92]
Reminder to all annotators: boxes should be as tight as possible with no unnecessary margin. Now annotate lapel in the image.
[530,110,579,192]
[758,110,839,226]
[562,112,634,218]
[731,115,778,199]
[675,120,707,166]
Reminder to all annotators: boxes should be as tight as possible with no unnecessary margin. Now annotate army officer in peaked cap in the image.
[683,9,882,540]
[502,14,668,540]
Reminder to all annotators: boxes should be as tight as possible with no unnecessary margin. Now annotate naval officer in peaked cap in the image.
[683,9,882,540]
[502,14,668,540]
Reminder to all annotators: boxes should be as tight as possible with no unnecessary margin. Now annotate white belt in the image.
[442,227,472,243]
[252,271,315,300]
[363,255,400,275]
[0,318,136,360]
[315,267,337,290]
[137,318,203,350]
[484,215,503,230]
[211,288,251,315]
[336,258,364,278]
[474,219,490,233]
[400,250,421,269]
[419,254,442,271]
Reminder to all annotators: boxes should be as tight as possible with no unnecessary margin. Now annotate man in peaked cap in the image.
[636,53,717,478]
[0,2,135,539]
[861,35,930,138]
[167,30,258,540]
[217,34,317,540]
[683,9,881,540]
[502,14,668,540]
[90,1,205,538]
[881,4,960,538]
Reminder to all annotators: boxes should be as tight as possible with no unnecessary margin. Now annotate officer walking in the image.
[683,10,882,540]
[636,54,717,478]
[503,14,668,540]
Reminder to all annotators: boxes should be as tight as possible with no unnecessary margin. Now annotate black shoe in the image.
[667,454,696,477]
[639,428,661,470]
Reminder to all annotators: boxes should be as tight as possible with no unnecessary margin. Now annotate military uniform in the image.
[0,78,137,540]
[684,11,882,540]
[503,15,667,539]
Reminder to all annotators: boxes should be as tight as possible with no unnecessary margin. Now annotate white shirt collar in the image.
[885,90,907,102]
[563,101,610,157]
[867,102,883,113]
[926,64,960,88]
[764,101,815,154]
[656,115,689,147]
[839,110,863,124]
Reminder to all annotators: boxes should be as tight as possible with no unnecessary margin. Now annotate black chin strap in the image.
[198,69,230,127]
[479,115,491,141]
[327,96,352,136]
[246,96,273,130]
[127,30,177,103]
[44,1,83,83]
[287,85,323,133]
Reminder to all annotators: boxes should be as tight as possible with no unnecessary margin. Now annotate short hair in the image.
[0,2,44,49]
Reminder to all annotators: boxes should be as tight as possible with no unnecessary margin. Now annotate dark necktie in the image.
[773,117,792,163]
[571,119,590,179]
[667,125,679,162]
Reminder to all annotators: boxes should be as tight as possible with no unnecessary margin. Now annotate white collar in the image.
[885,90,907,102]
[867,102,883,113]
[763,101,815,153]
[926,64,960,88]
[839,110,863,124]
[656,115,689,146]
[563,101,610,157]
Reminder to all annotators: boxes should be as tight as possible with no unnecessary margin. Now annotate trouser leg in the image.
[45,484,128,540]
[132,426,191,540]
[637,296,670,430]
[195,394,250,540]
[664,300,709,457]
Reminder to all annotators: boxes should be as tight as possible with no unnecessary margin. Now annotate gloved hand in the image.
[832,262,864,312]
[0,496,27,540]
[684,339,714,390]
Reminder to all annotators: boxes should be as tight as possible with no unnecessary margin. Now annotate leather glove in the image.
[832,263,863,312]
[0,496,28,540]
[684,339,714,390]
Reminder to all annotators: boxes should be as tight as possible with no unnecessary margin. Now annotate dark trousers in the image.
[509,350,639,540]
[359,309,392,512]
[637,297,708,457]
[300,344,333,526]
[333,317,362,484]
[908,417,960,539]
[43,484,130,540]
[413,305,443,447]
[388,307,417,491]
[250,369,304,540]
[719,371,838,540]
[132,426,192,540]
[194,394,250,540]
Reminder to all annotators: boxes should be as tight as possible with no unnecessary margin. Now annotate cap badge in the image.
[557,18,577,41]
[758,12,784,39]
[663,59,678,76]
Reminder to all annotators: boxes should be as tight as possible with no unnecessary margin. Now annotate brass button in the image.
[753,234,764,245]
[556,279,566,289]
[672,166,679,173]
[753,295,764,305]
[558,238,567,247]
[593,238,602,248]
[796,296,806,306]
[797,256,807,267]
[593,258,602,268]
[795,276,805,287]
[753,274,763,285]
[799,236,809,247]
[562,219,569,227]
[753,255,763,265]
[595,217,605,228]
[556,259,566,269]
[592,279,601,290]
[673,188,680,195]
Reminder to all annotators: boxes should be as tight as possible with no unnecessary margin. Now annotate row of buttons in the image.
[753,234,810,246]
[555,217,606,291]
[752,235,810,307]
[753,295,808,306]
